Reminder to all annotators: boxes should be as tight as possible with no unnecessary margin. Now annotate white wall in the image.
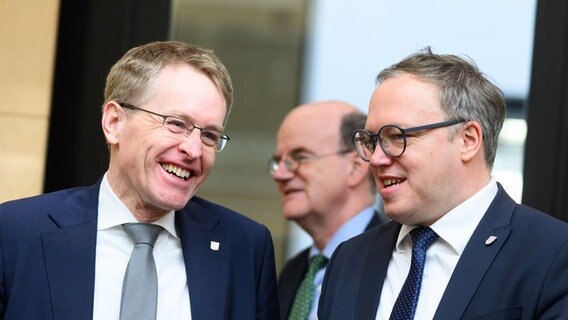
[301,0,536,110]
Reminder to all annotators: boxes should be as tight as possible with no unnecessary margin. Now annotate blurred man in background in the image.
[270,100,386,320]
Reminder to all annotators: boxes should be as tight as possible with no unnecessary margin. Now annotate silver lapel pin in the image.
[210,241,220,251]
[485,235,498,246]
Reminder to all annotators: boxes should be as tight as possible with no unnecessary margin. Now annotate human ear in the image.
[460,121,483,163]
[347,152,371,187]
[101,101,123,145]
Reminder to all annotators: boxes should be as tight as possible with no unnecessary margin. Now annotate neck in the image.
[106,169,170,222]
[298,195,375,250]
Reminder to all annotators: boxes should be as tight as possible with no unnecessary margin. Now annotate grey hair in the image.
[377,47,506,168]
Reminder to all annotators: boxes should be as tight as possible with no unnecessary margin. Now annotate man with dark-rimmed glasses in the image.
[318,47,568,320]
[270,100,387,320]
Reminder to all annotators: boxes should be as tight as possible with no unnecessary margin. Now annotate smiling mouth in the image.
[383,178,404,188]
[283,188,302,196]
[161,163,191,181]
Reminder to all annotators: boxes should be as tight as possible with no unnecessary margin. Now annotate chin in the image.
[156,195,192,211]
[282,209,307,221]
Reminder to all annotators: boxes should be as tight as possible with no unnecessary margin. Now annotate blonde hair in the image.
[104,41,233,124]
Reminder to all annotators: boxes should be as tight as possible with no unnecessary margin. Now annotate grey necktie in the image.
[120,223,162,320]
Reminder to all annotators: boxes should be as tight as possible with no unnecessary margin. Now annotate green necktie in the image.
[288,254,328,320]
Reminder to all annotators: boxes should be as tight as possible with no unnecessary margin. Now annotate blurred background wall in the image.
[0,0,59,201]
[1,0,567,271]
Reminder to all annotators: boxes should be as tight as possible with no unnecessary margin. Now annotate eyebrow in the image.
[366,122,413,133]
[274,147,311,159]
[168,112,225,133]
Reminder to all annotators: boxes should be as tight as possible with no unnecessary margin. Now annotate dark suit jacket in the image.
[278,212,385,320]
[0,180,280,320]
[318,185,568,320]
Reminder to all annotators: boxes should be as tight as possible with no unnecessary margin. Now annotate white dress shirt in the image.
[376,178,498,320]
[308,207,376,320]
[92,174,191,319]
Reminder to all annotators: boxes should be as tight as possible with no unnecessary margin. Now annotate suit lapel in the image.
[278,249,309,319]
[43,185,99,319]
[365,211,385,231]
[433,185,515,319]
[355,222,401,320]
[176,199,229,320]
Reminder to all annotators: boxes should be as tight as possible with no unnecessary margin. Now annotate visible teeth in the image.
[161,163,191,180]
[383,178,402,187]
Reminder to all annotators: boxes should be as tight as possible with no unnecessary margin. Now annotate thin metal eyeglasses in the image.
[268,149,352,174]
[119,103,230,152]
[352,119,467,161]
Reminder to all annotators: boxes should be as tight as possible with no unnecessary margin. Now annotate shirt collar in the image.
[396,177,498,254]
[310,206,376,259]
[98,173,179,239]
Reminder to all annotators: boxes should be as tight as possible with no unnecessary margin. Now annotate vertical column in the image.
[523,0,568,222]
[0,0,60,202]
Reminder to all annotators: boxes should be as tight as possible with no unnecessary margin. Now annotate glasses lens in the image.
[379,125,406,157]
[267,158,279,173]
[268,156,300,174]
[353,130,375,162]
[215,137,227,152]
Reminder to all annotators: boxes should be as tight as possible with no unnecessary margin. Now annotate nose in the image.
[178,129,203,159]
[369,145,393,167]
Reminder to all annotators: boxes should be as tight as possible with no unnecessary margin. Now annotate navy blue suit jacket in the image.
[318,185,568,319]
[0,181,280,319]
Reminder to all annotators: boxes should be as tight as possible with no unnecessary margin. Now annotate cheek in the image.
[200,151,216,171]
[414,151,456,188]
[310,169,345,197]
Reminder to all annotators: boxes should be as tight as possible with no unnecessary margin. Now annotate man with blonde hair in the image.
[0,41,279,319]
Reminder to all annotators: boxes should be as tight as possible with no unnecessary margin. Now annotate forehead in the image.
[367,74,443,129]
[147,64,226,125]
[276,107,342,153]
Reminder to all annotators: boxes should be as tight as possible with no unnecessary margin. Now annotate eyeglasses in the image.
[352,119,466,161]
[268,149,352,174]
[119,103,230,152]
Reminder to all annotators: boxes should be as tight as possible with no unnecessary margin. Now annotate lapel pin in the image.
[210,241,220,251]
[485,235,498,246]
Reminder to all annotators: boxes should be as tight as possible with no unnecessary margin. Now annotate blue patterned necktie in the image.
[288,254,328,320]
[390,226,439,320]
[120,223,162,320]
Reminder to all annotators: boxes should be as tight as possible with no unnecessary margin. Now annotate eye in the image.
[290,153,309,162]
[201,130,222,145]
[390,133,405,140]
[164,118,189,133]
[381,126,405,144]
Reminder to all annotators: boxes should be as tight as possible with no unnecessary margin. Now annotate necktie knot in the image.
[308,254,328,273]
[410,226,438,252]
[123,223,162,247]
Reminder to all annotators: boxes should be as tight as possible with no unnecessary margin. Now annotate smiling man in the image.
[317,48,568,320]
[0,41,279,319]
